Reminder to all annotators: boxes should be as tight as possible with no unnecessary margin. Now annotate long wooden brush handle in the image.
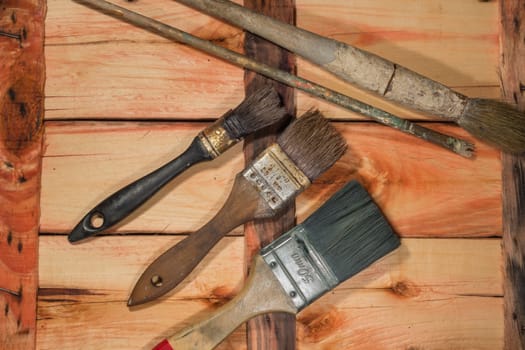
[176,0,468,122]
[128,174,270,306]
[153,256,297,350]
[73,0,474,158]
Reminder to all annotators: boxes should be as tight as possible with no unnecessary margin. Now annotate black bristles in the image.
[302,180,400,282]
[222,85,287,139]
[277,109,347,181]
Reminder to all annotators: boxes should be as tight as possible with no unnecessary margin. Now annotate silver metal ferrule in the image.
[260,225,339,311]
[242,143,311,212]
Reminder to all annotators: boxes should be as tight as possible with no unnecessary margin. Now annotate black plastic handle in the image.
[68,137,211,242]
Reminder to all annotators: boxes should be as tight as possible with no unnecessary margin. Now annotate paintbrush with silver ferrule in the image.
[128,109,347,306]
[68,85,286,243]
[151,180,400,350]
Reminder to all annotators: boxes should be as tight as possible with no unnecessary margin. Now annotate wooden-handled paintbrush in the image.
[150,180,400,350]
[127,109,347,306]
[68,85,286,243]
[73,0,474,158]
[174,0,525,154]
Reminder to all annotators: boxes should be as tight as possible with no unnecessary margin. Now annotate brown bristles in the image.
[222,84,287,139]
[458,98,525,154]
[277,109,347,181]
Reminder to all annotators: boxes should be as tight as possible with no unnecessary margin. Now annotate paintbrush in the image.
[73,0,474,158]
[68,85,286,243]
[174,0,525,154]
[127,109,347,306]
[150,180,400,350]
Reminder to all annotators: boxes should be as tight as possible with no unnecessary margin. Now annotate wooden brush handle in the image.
[153,256,297,350]
[128,174,273,305]
[176,0,467,121]
[68,137,210,242]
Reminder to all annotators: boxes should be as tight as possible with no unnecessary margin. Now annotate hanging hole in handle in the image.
[90,212,105,229]
[151,275,163,287]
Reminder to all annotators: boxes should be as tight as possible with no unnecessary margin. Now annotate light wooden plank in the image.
[40,121,501,237]
[37,236,503,349]
[45,0,499,121]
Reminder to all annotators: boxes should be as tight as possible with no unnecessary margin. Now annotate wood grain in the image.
[0,1,45,349]
[499,1,525,349]
[45,0,499,121]
[37,236,503,349]
[41,122,501,237]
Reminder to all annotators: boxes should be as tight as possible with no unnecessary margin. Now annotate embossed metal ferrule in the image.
[198,112,237,158]
[260,225,339,311]
[242,144,311,212]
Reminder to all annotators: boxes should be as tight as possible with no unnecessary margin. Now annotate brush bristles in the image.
[459,98,525,154]
[302,181,400,282]
[222,85,287,139]
[277,109,347,181]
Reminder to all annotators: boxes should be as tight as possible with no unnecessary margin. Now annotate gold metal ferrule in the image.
[198,112,237,159]
[243,143,311,211]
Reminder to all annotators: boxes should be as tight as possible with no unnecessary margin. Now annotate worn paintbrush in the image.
[128,109,347,306]
[68,85,286,243]
[151,180,400,350]
[73,0,474,158]
[175,0,525,154]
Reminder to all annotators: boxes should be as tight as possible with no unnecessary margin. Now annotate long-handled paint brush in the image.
[72,0,474,158]
[151,180,400,350]
[174,0,525,154]
[68,85,286,243]
[127,109,347,306]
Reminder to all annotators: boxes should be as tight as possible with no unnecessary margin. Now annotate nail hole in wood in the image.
[7,231,12,245]
[8,88,15,101]
[17,241,23,253]
[10,11,16,23]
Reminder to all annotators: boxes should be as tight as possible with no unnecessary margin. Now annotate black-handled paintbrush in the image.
[68,85,286,243]
[127,109,347,306]
[151,180,400,350]
[175,0,525,154]
[72,0,474,158]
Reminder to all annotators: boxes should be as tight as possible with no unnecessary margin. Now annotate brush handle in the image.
[68,137,211,243]
[176,0,467,122]
[153,255,297,350]
[128,174,274,306]
[72,0,474,159]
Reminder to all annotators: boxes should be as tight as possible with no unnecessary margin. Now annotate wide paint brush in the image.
[151,180,400,350]
[128,109,347,306]
[175,0,525,154]
[73,0,474,158]
[68,85,286,243]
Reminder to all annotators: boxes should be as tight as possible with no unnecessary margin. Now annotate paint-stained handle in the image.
[176,0,467,121]
[153,256,297,350]
[68,137,211,243]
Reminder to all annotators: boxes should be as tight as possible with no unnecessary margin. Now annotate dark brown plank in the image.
[500,0,525,349]
[0,1,45,349]
[242,0,297,349]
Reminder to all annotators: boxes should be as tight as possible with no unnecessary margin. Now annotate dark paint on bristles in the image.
[277,109,347,181]
[301,180,400,282]
[222,85,287,139]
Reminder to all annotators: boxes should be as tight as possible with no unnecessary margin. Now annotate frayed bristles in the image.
[302,181,400,282]
[223,85,287,139]
[277,109,347,181]
[458,98,525,154]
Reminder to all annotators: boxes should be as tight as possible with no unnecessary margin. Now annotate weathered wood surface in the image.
[500,1,525,349]
[37,236,502,349]
[0,1,45,349]
[41,122,501,237]
[45,0,499,121]
[241,0,297,348]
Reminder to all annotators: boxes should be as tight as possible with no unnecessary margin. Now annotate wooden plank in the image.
[37,236,503,349]
[0,1,45,349]
[241,0,297,347]
[40,121,501,237]
[499,1,525,349]
[45,0,499,121]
